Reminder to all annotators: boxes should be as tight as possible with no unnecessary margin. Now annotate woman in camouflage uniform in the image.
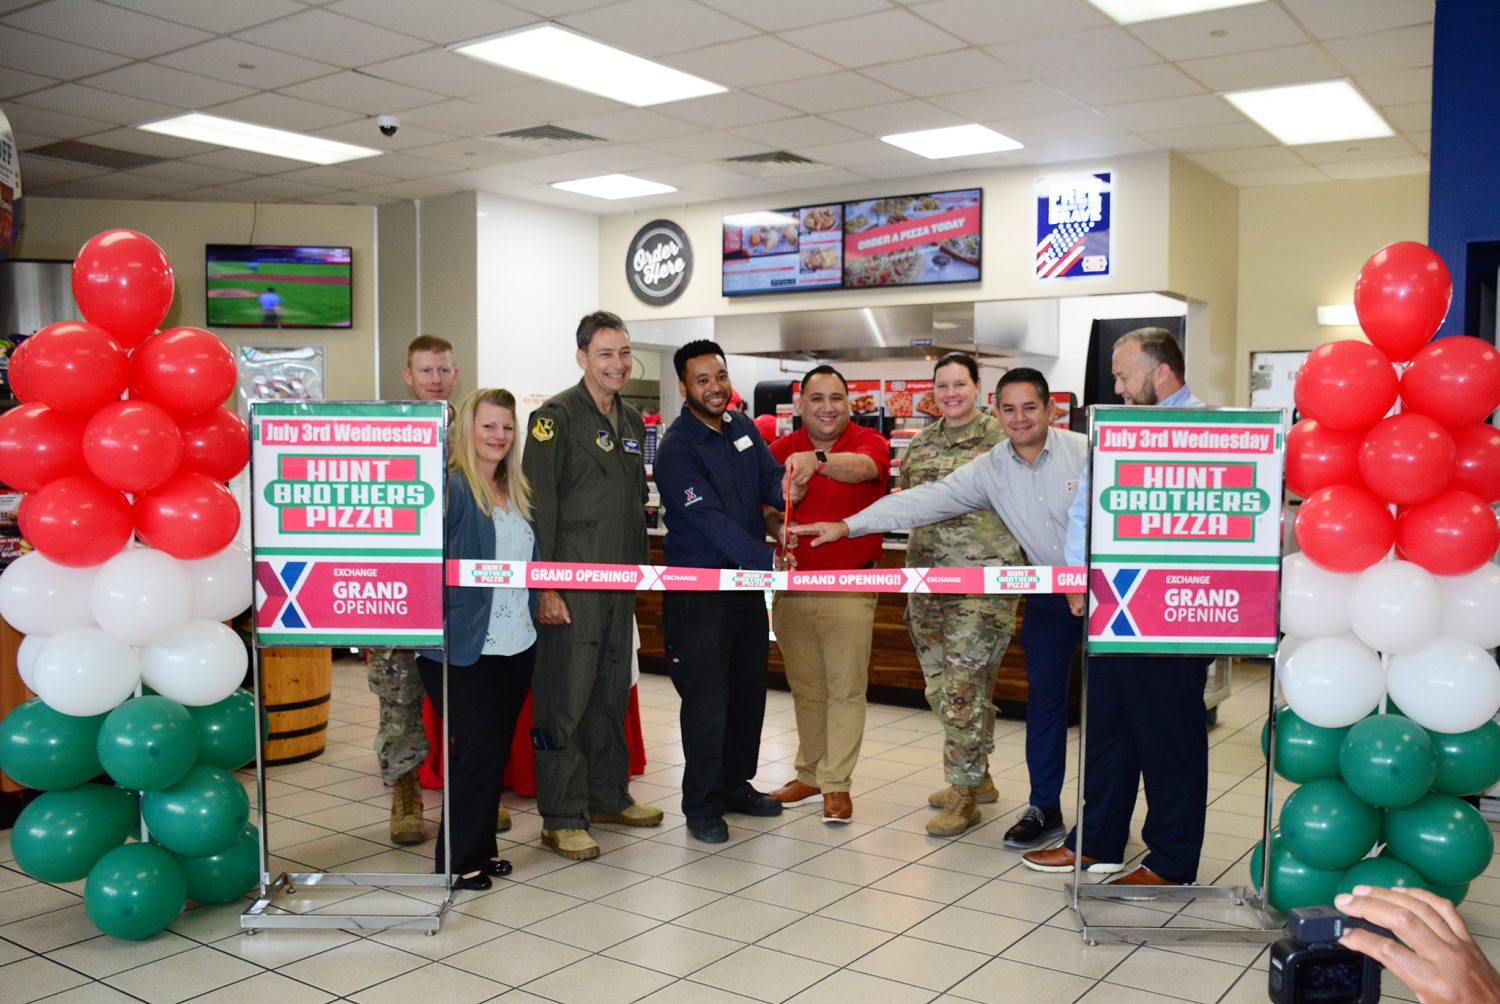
[901,353,1023,837]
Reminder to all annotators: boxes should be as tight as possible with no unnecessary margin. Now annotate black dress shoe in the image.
[487,858,513,877]
[453,872,492,891]
[686,816,729,843]
[725,790,783,817]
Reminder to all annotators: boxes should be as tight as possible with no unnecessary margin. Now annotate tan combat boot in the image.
[589,803,664,827]
[542,829,601,860]
[926,785,981,837]
[496,804,511,832]
[928,772,998,808]
[390,770,425,845]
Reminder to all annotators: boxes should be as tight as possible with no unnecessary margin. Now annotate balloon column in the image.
[1257,242,1500,913]
[0,230,260,940]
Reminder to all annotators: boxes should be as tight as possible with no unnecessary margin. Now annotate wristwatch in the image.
[814,449,828,474]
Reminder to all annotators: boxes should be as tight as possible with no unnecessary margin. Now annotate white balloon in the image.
[142,620,247,707]
[31,627,140,717]
[1275,632,1360,680]
[1280,552,1357,639]
[1348,560,1442,655]
[1387,637,1500,734]
[0,552,100,637]
[91,547,192,647]
[179,543,252,622]
[1437,565,1500,650]
[15,634,48,692]
[1282,635,1384,728]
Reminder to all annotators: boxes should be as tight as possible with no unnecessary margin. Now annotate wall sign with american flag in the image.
[1035,172,1111,280]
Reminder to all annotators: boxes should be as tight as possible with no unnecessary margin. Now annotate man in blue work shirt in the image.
[654,339,803,843]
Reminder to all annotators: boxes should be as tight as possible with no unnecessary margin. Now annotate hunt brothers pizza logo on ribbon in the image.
[1086,406,1284,657]
[626,218,692,305]
[251,401,445,648]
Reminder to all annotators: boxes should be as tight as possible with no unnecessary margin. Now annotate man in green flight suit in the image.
[522,310,664,860]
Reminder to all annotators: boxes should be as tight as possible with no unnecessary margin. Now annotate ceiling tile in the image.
[1104,93,1241,132]
[404,137,540,167]
[277,164,407,189]
[3,0,212,58]
[0,66,57,100]
[1126,3,1310,61]
[326,0,532,45]
[1050,63,1205,107]
[81,64,258,109]
[1324,24,1433,74]
[988,107,1126,145]
[395,99,537,137]
[928,80,1081,120]
[182,148,317,174]
[749,73,909,115]
[554,144,687,174]
[17,83,177,127]
[1282,0,1434,41]
[727,115,866,149]
[1354,67,1431,106]
[1186,146,1305,172]
[235,9,429,67]
[1294,135,1417,163]
[280,71,447,116]
[1176,43,1343,92]
[822,99,966,136]
[0,25,131,79]
[555,107,702,143]
[213,176,341,200]
[304,190,396,205]
[852,159,982,182]
[1220,164,1330,187]
[1,103,113,141]
[341,152,461,179]
[67,126,219,159]
[665,36,839,88]
[860,49,1029,98]
[207,92,365,132]
[795,137,925,168]
[469,83,624,122]
[16,154,109,185]
[487,153,599,182]
[1383,101,1430,133]
[781,9,964,69]
[560,0,758,57]
[695,0,889,33]
[914,0,1110,46]
[1034,134,1158,161]
[106,0,305,32]
[313,118,458,151]
[639,130,773,161]
[655,92,799,129]
[1139,120,1274,150]
[1408,131,1429,154]
[124,161,257,187]
[363,49,531,97]
[1317,155,1428,180]
[643,160,775,192]
[156,39,340,90]
[509,0,624,15]
[990,27,1159,79]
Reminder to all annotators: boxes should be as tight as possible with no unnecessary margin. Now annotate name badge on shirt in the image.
[622,437,641,454]
[733,435,752,452]
[596,430,615,452]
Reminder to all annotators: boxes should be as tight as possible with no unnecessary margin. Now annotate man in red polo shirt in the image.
[768,365,889,823]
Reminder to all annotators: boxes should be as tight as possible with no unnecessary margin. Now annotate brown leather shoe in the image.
[821,791,852,825]
[1020,845,1124,874]
[770,779,822,807]
[1106,865,1176,897]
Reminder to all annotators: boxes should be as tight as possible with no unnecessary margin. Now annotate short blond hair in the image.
[407,334,453,366]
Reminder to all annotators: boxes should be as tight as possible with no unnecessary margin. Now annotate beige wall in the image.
[1168,155,1240,406]
[376,200,418,400]
[1234,174,1429,405]
[13,197,379,401]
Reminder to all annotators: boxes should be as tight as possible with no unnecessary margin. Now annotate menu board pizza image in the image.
[1086,406,1284,656]
[722,204,843,296]
[843,188,980,288]
[884,380,938,418]
[251,401,446,647]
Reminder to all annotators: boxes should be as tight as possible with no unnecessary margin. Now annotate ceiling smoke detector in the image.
[483,124,608,155]
[721,150,826,179]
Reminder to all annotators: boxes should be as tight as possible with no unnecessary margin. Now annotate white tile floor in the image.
[4,658,1499,1003]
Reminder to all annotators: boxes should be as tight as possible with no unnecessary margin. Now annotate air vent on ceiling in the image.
[482,124,608,155]
[30,141,163,171]
[721,150,826,179]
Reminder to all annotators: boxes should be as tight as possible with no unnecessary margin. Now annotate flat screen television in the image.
[205,245,352,328]
[721,204,843,297]
[841,187,981,289]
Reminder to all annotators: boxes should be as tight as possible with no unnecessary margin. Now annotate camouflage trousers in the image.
[906,592,1018,786]
[367,648,429,785]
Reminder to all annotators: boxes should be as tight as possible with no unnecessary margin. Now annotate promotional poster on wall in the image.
[1036,172,1112,280]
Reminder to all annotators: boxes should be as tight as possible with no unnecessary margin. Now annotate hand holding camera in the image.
[1336,885,1500,1004]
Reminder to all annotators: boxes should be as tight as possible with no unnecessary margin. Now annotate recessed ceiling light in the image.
[1086,0,1261,23]
[551,173,677,200]
[453,24,726,107]
[1223,79,1393,145]
[137,113,379,165]
[880,124,1023,160]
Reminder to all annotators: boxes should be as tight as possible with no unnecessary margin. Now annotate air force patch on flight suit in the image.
[531,415,555,442]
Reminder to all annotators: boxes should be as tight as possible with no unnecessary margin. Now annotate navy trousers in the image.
[1018,593,1079,812]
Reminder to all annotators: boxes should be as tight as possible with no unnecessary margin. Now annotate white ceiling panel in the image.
[1295,135,1418,164]
[1220,164,1330,187]
[560,0,758,57]
[1140,120,1275,149]
[638,130,774,162]
[1175,43,1343,92]
[696,0,890,33]
[0,25,131,79]
[396,100,537,137]
[326,0,533,45]
[1,102,114,140]
[1383,101,1431,133]
[655,92,799,129]
[796,137,926,168]
[234,9,429,68]
[1186,146,1305,172]
[1103,93,1241,132]
[278,163,421,189]
[1318,156,1428,180]
[988,107,1127,145]
[929,80,1081,121]
[749,73,909,115]
[1324,24,1434,74]
[726,115,866,150]
[2,0,212,59]
[342,152,463,179]
[1408,131,1429,154]
[16,155,109,185]
[860,49,1029,98]
[631,160,754,191]
[106,0,306,33]
[1354,67,1432,106]
[487,153,606,182]
[990,27,1160,79]
[1126,3,1311,61]
[470,83,624,122]
[823,99,967,136]
[508,0,613,17]
[1050,63,1205,107]
[82,64,257,109]
[403,138,539,169]
[665,36,839,88]
[853,159,988,182]
[279,71,447,116]
[781,10,965,68]
[16,83,177,128]
[305,190,397,205]
[155,39,339,90]
[313,118,459,151]
[208,93,365,132]
[1034,134,1159,161]
[555,108,702,143]
[182,148,321,174]
[555,144,686,174]
[124,161,257,187]
[1283,0,1434,41]
[68,126,219,159]
[214,176,341,200]
[362,49,532,97]
[0,66,57,101]
[914,0,1111,46]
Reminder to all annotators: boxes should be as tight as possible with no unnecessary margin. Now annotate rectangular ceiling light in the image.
[453,24,726,107]
[1086,0,1262,23]
[137,113,379,165]
[551,173,677,200]
[1224,79,1394,145]
[880,124,1023,159]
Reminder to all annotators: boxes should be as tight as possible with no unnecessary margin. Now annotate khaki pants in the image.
[772,591,878,792]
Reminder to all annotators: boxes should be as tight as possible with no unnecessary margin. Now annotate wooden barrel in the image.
[260,647,332,766]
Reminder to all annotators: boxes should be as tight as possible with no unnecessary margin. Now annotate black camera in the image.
[1268,906,1384,1004]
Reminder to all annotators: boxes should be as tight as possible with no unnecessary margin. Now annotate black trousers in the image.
[416,648,534,875]
[664,591,769,821]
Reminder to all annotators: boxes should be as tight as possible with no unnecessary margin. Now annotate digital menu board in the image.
[722,204,843,296]
[843,188,981,289]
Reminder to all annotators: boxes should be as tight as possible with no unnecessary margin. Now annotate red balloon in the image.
[1395,490,1500,576]
[178,407,249,482]
[1358,413,1455,505]
[25,475,132,567]
[1353,242,1453,362]
[129,328,237,419]
[1294,341,1398,432]
[133,471,240,559]
[1400,335,1500,428]
[1294,484,1396,573]
[1451,424,1500,504]
[83,401,184,494]
[1285,420,1364,498]
[0,404,88,493]
[71,229,174,349]
[7,337,35,402]
[24,321,128,413]
[16,492,33,540]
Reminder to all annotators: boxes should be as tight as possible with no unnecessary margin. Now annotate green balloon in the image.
[187,690,261,771]
[12,784,139,883]
[1262,706,1349,784]
[1429,721,1500,797]
[178,825,260,904]
[0,698,106,790]
[1250,833,1343,912]
[1338,714,1436,808]
[97,697,200,792]
[1279,779,1380,871]
[1425,878,1470,907]
[141,765,249,858]
[85,843,187,941]
[1337,856,1426,897]
[1383,791,1494,886]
